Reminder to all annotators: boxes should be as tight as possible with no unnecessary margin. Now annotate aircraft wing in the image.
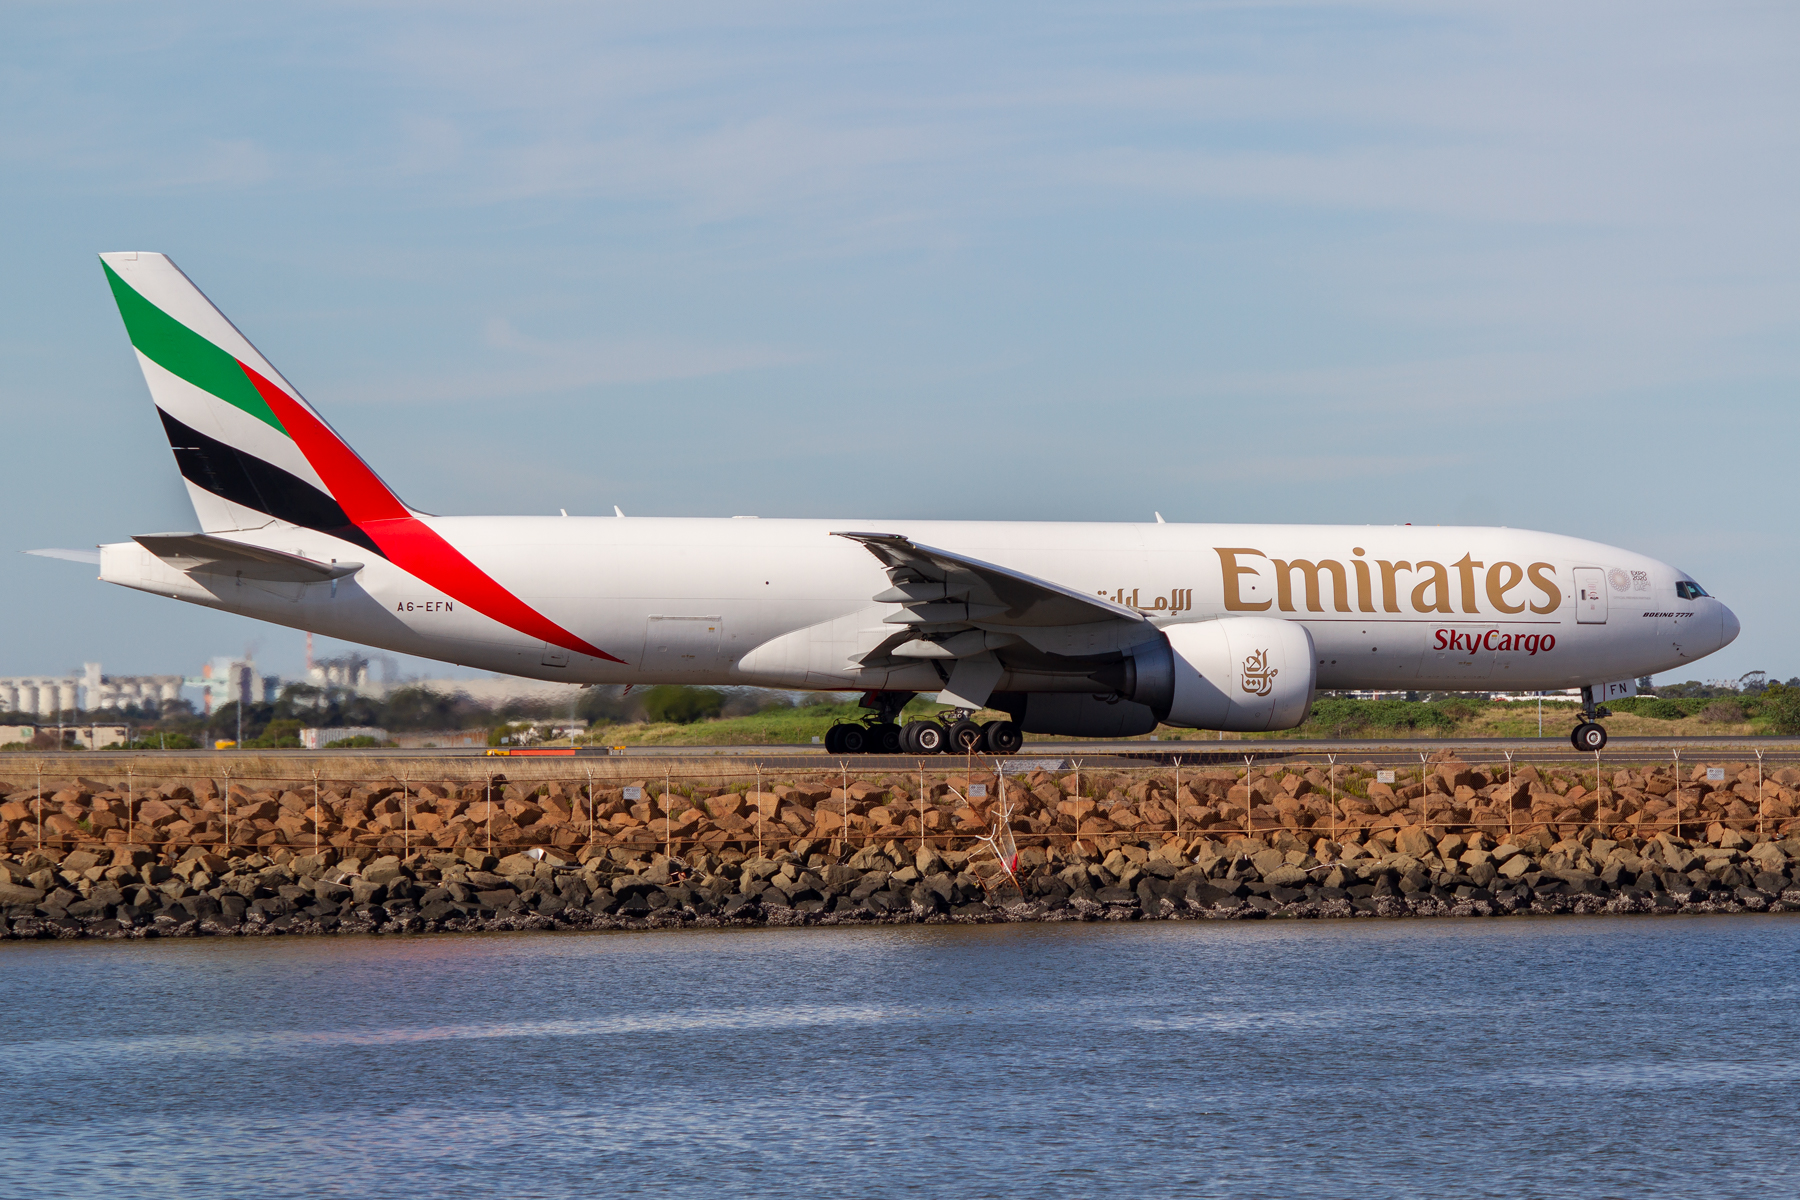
[132,533,363,583]
[832,531,1153,661]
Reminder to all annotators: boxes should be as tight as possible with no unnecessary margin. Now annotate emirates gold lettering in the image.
[1270,557,1350,613]
[1206,548,1561,618]
[1351,548,1375,613]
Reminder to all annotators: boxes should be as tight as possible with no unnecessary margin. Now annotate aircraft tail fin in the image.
[98,252,401,554]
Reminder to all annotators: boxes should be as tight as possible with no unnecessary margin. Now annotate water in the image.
[4,918,1798,1199]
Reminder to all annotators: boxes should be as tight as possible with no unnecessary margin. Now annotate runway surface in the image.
[13,735,1800,773]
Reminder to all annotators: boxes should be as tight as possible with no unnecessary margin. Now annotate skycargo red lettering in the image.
[1434,629,1555,655]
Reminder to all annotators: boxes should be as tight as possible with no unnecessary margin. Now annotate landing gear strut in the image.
[824,692,914,755]
[1570,685,1611,752]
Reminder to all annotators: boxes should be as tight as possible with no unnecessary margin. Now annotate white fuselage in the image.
[100,517,1739,696]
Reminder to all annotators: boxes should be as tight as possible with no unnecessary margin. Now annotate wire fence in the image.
[4,746,1795,869]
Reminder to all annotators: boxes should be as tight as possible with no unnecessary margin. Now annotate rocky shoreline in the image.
[4,755,1799,939]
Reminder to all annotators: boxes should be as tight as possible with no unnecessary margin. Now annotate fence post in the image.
[1756,749,1766,837]
[1174,757,1183,839]
[1593,749,1603,829]
[1503,750,1514,843]
[1243,755,1256,841]
[1327,754,1336,845]
[1672,750,1682,840]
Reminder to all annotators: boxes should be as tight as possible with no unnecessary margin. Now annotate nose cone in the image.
[1720,603,1741,649]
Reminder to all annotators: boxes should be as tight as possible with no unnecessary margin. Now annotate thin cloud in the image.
[321,317,808,406]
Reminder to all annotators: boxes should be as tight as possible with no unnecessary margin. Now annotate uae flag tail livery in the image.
[95,252,618,665]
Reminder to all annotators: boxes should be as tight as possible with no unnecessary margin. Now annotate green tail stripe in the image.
[102,262,287,435]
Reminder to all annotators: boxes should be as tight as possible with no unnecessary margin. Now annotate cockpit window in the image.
[1675,581,1709,600]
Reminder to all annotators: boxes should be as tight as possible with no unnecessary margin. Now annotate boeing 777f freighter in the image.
[47,253,1741,754]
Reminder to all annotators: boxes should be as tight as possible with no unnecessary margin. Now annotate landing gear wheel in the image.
[947,718,986,753]
[1571,722,1607,752]
[982,720,1023,755]
[871,723,903,753]
[825,722,867,754]
[906,720,947,754]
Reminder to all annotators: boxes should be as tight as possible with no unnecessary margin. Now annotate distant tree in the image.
[1761,684,1800,735]
[641,686,725,725]
[1698,700,1745,724]
[124,732,201,750]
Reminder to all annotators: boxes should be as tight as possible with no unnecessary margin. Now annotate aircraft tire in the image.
[908,720,947,754]
[982,720,1023,755]
[1571,722,1607,752]
[836,723,870,753]
[872,722,903,753]
[947,718,985,753]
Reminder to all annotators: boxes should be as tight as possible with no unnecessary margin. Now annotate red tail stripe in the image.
[238,361,623,665]
[239,363,407,523]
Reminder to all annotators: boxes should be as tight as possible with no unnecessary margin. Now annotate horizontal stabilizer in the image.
[27,548,101,565]
[133,533,362,583]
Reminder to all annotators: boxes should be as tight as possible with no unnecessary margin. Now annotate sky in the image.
[2,1,1795,687]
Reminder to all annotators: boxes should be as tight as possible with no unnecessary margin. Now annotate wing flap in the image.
[834,531,1152,663]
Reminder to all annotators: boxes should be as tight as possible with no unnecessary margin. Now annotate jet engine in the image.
[1093,617,1317,733]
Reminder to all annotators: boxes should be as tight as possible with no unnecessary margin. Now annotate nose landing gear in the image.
[1569,685,1611,751]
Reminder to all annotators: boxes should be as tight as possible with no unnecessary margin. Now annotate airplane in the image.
[45,252,1741,755]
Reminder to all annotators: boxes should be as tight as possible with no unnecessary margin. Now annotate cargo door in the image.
[642,615,723,677]
[1574,567,1608,624]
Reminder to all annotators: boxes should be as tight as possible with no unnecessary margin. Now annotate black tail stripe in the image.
[157,409,384,559]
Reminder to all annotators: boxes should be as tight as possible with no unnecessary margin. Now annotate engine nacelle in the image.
[1162,618,1316,731]
[998,691,1159,739]
[1100,618,1316,732]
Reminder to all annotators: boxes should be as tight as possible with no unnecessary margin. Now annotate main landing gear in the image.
[824,691,907,756]
[901,710,1023,756]
[1569,685,1610,752]
[823,693,1024,755]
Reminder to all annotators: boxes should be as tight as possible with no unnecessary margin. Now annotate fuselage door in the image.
[642,615,723,677]
[1574,567,1607,624]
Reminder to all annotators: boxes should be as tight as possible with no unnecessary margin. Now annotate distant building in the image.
[0,663,182,717]
[0,676,80,717]
[185,657,280,714]
[71,724,130,749]
[80,663,183,712]
[300,726,389,749]
[309,652,376,693]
